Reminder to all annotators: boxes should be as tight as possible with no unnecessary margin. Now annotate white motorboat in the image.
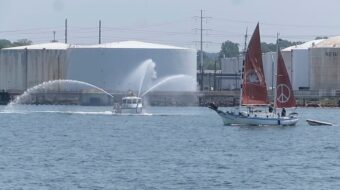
[209,23,298,126]
[306,119,333,126]
[114,95,143,114]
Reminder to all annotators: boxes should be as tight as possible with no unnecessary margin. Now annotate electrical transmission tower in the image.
[194,10,211,91]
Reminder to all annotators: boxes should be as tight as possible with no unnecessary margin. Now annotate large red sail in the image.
[242,23,268,105]
[276,50,296,108]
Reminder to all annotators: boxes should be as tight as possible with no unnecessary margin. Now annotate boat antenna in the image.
[238,27,248,111]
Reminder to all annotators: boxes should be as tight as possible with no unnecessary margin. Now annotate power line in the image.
[213,17,340,29]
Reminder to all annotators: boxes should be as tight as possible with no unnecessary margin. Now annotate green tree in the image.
[315,36,328,40]
[197,51,219,70]
[12,39,32,47]
[261,39,304,53]
[261,42,276,53]
[0,39,12,49]
[219,41,239,59]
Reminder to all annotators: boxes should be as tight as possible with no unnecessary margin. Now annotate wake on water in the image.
[0,109,200,117]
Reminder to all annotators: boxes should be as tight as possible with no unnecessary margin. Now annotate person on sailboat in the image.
[208,102,218,111]
[268,105,273,113]
[281,107,286,117]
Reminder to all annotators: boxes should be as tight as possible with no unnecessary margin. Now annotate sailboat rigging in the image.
[209,23,298,126]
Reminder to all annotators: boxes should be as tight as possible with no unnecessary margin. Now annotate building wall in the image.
[66,48,197,93]
[0,49,67,92]
[26,50,67,88]
[262,52,276,91]
[281,51,292,81]
[220,57,242,90]
[221,53,277,91]
[291,49,310,90]
[262,51,307,90]
[310,48,340,90]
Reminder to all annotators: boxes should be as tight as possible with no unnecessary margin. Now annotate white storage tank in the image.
[0,43,69,92]
[66,41,197,93]
[310,37,340,90]
[282,39,324,90]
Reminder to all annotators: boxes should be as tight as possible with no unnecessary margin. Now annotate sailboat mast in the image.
[238,27,248,110]
[274,32,279,111]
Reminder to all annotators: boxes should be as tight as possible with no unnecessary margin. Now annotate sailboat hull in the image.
[213,109,298,126]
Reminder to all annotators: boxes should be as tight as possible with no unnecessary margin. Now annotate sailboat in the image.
[209,23,298,126]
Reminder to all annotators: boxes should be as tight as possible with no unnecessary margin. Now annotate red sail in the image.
[276,50,296,108]
[242,23,268,105]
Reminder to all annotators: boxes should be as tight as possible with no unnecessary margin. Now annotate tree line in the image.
[0,39,33,49]
[197,38,319,70]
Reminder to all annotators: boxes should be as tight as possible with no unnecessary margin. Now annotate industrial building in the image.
[0,41,197,105]
[219,37,340,93]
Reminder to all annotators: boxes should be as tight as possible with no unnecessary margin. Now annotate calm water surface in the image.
[0,105,340,189]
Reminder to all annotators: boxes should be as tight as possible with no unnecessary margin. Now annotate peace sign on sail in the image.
[276,50,296,108]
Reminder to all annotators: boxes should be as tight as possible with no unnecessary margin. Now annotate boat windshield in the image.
[122,97,141,104]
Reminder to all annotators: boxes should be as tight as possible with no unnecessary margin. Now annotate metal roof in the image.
[313,36,340,48]
[72,41,190,50]
[3,42,70,50]
[282,39,325,51]
[3,41,191,50]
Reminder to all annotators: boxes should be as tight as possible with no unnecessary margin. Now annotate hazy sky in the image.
[1,0,340,52]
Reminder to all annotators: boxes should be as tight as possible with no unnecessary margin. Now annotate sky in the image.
[1,0,340,52]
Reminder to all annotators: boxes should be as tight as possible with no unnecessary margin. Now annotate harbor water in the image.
[1,105,340,189]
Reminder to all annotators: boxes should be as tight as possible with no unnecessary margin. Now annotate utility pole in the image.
[52,31,56,42]
[200,10,204,91]
[243,27,248,53]
[99,20,102,44]
[194,10,210,91]
[238,28,248,110]
[214,60,217,91]
[65,19,68,43]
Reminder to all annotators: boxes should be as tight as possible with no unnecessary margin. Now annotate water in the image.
[9,79,113,106]
[141,74,195,97]
[1,106,340,189]
[122,59,196,97]
[122,59,157,96]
